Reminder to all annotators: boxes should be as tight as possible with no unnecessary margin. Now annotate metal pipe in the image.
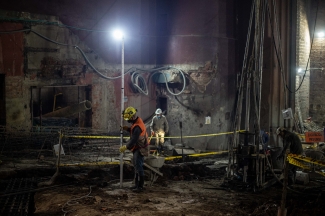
[120,37,125,188]
[180,121,184,162]
[39,88,42,130]
[30,87,33,130]
[42,100,91,117]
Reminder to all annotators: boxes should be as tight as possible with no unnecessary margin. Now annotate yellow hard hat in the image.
[123,106,137,120]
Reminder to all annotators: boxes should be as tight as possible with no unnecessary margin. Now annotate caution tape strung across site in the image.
[287,157,310,169]
[164,151,228,161]
[59,161,130,167]
[287,153,325,176]
[287,153,325,167]
[64,130,246,139]
[58,151,228,166]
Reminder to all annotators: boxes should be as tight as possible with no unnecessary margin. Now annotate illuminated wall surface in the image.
[1,0,322,150]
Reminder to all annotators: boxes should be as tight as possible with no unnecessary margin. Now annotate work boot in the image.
[129,174,138,190]
[132,175,144,193]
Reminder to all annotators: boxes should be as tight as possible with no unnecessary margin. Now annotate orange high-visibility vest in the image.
[130,117,149,152]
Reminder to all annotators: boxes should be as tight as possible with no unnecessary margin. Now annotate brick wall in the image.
[296,0,311,121]
[307,1,325,126]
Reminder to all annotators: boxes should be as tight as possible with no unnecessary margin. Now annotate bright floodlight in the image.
[297,68,303,73]
[317,32,325,38]
[113,30,124,40]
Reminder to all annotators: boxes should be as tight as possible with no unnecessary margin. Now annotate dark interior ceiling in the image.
[0,0,251,68]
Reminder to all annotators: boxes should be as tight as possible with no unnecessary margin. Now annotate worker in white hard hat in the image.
[150,108,169,155]
[276,127,303,185]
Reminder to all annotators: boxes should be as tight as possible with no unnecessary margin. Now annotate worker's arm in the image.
[126,126,142,150]
[280,139,291,157]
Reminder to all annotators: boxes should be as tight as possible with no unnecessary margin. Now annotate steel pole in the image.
[120,37,125,188]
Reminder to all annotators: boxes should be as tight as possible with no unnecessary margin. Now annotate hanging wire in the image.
[267,0,320,94]
[294,0,320,92]
[0,28,187,96]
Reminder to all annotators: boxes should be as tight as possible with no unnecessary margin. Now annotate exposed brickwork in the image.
[308,1,325,126]
[296,0,311,120]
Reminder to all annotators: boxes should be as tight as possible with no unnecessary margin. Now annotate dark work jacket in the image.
[282,131,303,155]
[126,117,149,156]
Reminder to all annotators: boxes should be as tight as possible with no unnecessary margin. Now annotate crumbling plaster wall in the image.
[158,58,236,151]
[152,0,237,150]
[0,16,120,131]
[1,0,237,152]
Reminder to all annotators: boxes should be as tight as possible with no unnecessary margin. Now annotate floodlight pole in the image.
[120,36,125,188]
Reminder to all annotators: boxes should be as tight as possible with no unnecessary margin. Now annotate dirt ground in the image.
[33,165,325,216]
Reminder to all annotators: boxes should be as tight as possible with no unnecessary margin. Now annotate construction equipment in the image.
[144,156,165,186]
[226,0,283,191]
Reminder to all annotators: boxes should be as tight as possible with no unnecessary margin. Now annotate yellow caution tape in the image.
[59,161,130,167]
[287,153,325,167]
[287,157,310,169]
[59,151,228,166]
[315,171,325,177]
[64,130,246,139]
[164,151,228,160]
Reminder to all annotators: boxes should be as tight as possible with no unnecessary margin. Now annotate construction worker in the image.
[150,108,169,155]
[119,106,149,192]
[276,127,303,185]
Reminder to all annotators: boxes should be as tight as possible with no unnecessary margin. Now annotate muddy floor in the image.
[32,164,325,216]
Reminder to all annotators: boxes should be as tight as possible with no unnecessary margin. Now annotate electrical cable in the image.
[293,0,320,92]
[131,71,148,95]
[270,0,287,107]
[0,28,187,95]
[62,185,93,216]
[266,0,320,94]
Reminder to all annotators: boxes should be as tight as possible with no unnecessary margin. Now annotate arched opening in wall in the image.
[31,85,92,128]
[0,74,5,125]
[158,97,167,115]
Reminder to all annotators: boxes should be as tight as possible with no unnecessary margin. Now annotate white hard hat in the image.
[155,108,162,115]
[276,127,283,135]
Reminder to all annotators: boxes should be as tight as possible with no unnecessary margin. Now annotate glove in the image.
[119,145,127,153]
[120,126,129,131]
[151,131,154,136]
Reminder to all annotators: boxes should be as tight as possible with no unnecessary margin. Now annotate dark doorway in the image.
[31,85,92,127]
[0,74,5,125]
[158,97,167,115]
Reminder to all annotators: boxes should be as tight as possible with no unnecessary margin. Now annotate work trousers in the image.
[132,149,144,176]
[155,131,165,146]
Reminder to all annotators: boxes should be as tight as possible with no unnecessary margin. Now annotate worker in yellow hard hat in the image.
[120,106,149,192]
